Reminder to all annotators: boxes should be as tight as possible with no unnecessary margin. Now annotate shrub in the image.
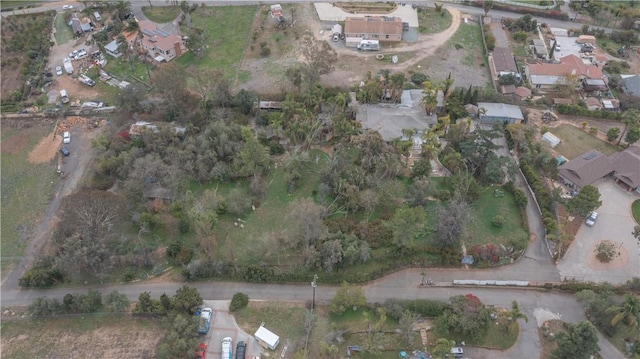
[594,241,617,263]
[491,215,506,227]
[260,46,271,57]
[512,31,527,42]
[589,126,598,135]
[486,34,496,51]
[606,127,620,142]
[384,298,450,319]
[411,72,428,85]
[229,292,249,312]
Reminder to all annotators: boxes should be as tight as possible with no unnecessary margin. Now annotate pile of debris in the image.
[56,116,103,134]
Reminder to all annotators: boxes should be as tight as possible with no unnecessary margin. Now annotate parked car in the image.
[79,74,95,87]
[62,5,74,10]
[221,337,233,359]
[585,211,598,226]
[450,347,464,358]
[63,131,71,144]
[60,147,70,156]
[198,307,213,335]
[235,341,246,359]
[55,66,63,76]
[195,343,207,359]
[74,49,88,60]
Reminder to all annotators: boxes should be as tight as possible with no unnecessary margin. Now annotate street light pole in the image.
[311,274,318,312]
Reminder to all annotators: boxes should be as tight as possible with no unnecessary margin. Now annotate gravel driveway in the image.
[557,178,640,284]
[204,300,262,359]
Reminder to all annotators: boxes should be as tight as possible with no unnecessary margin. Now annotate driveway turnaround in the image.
[558,178,640,284]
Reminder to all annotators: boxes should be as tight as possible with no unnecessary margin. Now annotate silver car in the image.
[585,211,598,227]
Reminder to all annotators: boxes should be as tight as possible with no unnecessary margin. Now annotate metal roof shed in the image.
[254,325,280,350]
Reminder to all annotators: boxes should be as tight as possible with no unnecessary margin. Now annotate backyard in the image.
[0,124,58,278]
[550,124,620,159]
[53,12,73,45]
[417,7,453,34]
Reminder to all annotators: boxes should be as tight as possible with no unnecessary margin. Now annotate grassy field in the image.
[0,125,58,278]
[176,6,255,80]
[551,124,620,159]
[449,19,485,67]
[0,314,163,358]
[467,186,529,251]
[141,6,181,23]
[53,13,73,45]
[633,200,640,224]
[205,149,328,265]
[418,7,453,34]
[103,57,151,84]
[233,301,307,353]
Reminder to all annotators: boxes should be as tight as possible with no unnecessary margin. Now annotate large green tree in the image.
[550,321,599,359]
[567,185,602,216]
[172,285,203,315]
[385,205,428,249]
[329,282,367,315]
[156,313,201,359]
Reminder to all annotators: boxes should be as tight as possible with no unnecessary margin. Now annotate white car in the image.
[585,211,598,227]
[55,66,63,76]
[63,131,71,144]
[62,5,74,10]
[221,337,232,359]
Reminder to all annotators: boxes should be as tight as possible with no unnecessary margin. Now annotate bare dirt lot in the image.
[27,133,62,164]
[238,4,485,94]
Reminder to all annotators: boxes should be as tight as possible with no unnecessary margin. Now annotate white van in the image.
[94,12,102,22]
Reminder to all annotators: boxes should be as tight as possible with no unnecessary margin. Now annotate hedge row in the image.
[556,104,622,120]
[520,160,557,233]
[383,298,451,319]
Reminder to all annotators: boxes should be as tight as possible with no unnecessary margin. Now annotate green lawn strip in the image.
[432,319,518,350]
[103,57,150,84]
[550,124,620,160]
[141,6,181,23]
[0,315,162,358]
[632,200,640,224]
[54,13,73,45]
[467,186,528,252]
[448,20,484,67]
[418,8,453,34]
[1,125,58,277]
[233,302,307,350]
[178,6,255,80]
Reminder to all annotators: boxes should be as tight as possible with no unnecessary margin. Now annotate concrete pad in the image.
[557,178,640,284]
[314,3,419,27]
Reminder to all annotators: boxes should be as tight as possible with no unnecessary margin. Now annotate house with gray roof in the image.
[490,47,518,78]
[621,74,640,98]
[557,146,640,193]
[477,102,524,124]
[558,150,613,189]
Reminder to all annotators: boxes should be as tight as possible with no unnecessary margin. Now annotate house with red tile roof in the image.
[524,54,604,91]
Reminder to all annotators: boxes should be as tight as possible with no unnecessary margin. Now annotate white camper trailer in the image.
[254,325,280,350]
[357,39,380,51]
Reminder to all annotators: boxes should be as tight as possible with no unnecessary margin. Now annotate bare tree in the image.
[299,34,338,90]
[284,198,327,249]
[435,197,473,247]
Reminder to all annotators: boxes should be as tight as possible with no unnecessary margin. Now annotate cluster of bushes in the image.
[133,285,202,316]
[383,298,450,319]
[229,292,249,312]
[520,160,556,233]
[19,259,63,288]
[28,290,129,316]
[503,181,528,209]
[556,104,622,120]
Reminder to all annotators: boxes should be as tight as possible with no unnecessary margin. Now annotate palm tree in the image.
[618,109,640,146]
[606,294,640,328]
[505,300,529,333]
[432,338,456,358]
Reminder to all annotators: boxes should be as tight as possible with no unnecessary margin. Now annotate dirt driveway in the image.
[557,178,640,284]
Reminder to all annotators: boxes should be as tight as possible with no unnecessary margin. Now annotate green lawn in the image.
[449,19,484,67]
[201,149,328,265]
[1,125,58,278]
[177,6,255,80]
[233,302,307,351]
[632,200,640,224]
[467,186,528,252]
[103,57,151,84]
[141,6,181,23]
[0,314,163,358]
[550,124,620,160]
[53,13,73,45]
[418,7,453,34]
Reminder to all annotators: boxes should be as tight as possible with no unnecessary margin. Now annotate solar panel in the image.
[583,152,597,160]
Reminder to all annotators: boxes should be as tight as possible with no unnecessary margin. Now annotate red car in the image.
[196,343,207,359]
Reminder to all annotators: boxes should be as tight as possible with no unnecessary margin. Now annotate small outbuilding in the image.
[254,325,280,350]
[542,132,561,148]
[477,102,524,124]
